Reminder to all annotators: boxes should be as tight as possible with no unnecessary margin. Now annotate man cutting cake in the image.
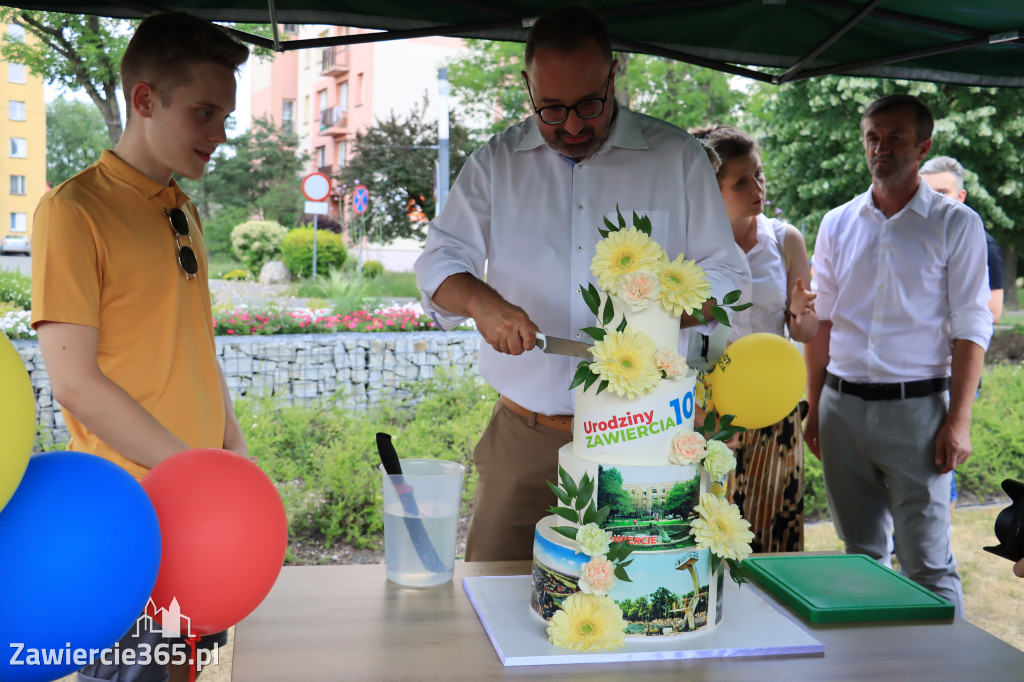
[415,4,747,562]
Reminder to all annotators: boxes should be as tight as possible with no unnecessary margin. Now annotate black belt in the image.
[825,372,949,401]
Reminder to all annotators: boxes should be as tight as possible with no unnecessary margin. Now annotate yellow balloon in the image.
[0,333,34,512]
[705,332,806,430]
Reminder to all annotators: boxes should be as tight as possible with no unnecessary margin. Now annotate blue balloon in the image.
[0,451,161,682]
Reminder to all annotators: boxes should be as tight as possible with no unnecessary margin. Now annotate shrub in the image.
[238,370,495,548]
[0,269,31,309]
[231,219,288,274]
[222,269,250,281]
[280,227,348,278]
[202,206,250,260]
[361,260,384,279]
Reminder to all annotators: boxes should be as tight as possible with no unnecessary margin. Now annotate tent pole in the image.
[776,0,882,84]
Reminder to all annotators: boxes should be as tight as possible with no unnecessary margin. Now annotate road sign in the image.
[301,173,332,202]
[352,184,369,214]
[304,201,329,215]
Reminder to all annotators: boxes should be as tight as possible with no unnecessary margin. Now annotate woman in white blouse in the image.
[692,125,819,552]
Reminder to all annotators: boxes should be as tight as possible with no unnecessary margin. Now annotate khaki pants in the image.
[465,401,572,561]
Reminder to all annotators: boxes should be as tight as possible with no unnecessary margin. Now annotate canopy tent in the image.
[2,0,1022,87]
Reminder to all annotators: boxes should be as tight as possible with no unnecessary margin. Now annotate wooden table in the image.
[231,561,1024,681]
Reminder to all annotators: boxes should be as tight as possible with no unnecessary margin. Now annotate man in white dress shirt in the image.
[414,5,747,561]
[804,95,992,615]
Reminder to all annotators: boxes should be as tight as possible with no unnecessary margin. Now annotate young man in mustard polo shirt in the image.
[30,12,249,682]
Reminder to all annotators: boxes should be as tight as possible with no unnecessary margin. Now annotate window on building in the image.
[356,73,365,106]
[318,89,328,113]
[281,23,298,34]
[8,100,25,121]
[9,137,26,158]
[10,175,25,195]
[336,141,348,168]
[7,24,25,41]
[303,95,310,127]
[10,212,26,233]
[8,63,25,84]
[316,146,327,168]
[282,99,295,131]
[339,82,349,111]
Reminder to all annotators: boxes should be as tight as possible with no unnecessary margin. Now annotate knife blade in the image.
[535,333,594,360]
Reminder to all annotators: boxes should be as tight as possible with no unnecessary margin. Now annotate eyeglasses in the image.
[164,207,198,279]
[526,67,614,126]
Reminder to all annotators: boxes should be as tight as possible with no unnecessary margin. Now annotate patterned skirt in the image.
[726,403,805,553]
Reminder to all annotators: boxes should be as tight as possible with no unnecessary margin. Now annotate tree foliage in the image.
[0,9,271,146]
[0,10,131,144]
[445,39,528,138]
[45,95,109,186]
[596,466,634,520]
[616,54,741,131]
[446,41,742,138]
[746,77,1024,249]
[180,115,308,227]
[663,478,700,518]
[339,96,474,243]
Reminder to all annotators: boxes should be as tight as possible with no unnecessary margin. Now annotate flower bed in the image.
[2,304,444,340]
[213,303,439,336]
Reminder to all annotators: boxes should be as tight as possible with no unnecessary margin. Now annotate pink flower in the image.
[670,431,707,465]
[578,556,618,595]
[241,313,249,321]
[227,329,235,335]
[616,270,661,311]
[654,347,689,378]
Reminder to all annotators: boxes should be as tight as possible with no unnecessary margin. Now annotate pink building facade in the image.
[251,25,466,225]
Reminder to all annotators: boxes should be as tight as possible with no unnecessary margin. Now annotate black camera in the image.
[983,479,1024,562]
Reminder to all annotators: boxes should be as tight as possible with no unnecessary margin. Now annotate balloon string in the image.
[186,636,198,682]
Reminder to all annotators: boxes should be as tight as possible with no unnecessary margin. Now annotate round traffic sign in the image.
[352,185,369,214]
[301,173,332,202]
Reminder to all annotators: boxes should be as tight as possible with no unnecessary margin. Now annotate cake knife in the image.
[535,333,594,359]
[376,432,447,573]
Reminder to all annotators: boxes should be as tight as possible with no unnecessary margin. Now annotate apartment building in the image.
[251,25,466,224]
[1,22,46,243]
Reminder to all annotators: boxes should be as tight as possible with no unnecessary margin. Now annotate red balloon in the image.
[141,448,287,636]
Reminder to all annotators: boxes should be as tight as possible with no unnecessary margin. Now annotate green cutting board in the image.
[742,554,955,623]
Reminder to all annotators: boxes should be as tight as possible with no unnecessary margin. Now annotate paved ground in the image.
[0,253,31,275]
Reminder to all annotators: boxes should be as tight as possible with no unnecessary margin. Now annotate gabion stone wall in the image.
[14,331,481,448]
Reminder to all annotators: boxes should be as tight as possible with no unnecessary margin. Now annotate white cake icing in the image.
[531,292,722,639]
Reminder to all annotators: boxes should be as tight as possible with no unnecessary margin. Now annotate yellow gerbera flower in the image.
[659,254,712,316]
[591,328,660,399]
[690,493,754,561]
[547,593,627,651]
[591,227,665,292]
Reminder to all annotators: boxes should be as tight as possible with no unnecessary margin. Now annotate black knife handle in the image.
[376,432,403,476]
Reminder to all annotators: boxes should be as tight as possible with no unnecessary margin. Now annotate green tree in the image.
[0,9,271,146]
[663,478,700,518]
[0,11,131,144]
[746,77,1024,307]
[597,466,634,521]
[650,586,675,621]
[45,95,109,186]
[339,96,474,243]
[447,42,743,138]
[635,596,652,626]
[616,54,742,131]
[445,39,528,138]
[181,115,308,227]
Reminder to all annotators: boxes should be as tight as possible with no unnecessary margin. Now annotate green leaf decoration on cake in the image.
[581,326,606,342]
[696,407,746,442]
[547,466,635,583]
[601,296,616,326]
[582,283,602,316]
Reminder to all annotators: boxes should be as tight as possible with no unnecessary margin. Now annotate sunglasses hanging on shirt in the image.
[164,207,199,279]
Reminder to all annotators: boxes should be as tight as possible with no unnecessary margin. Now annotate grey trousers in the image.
[819,384,964,616]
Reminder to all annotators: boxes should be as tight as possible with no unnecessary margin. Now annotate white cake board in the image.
[462,574,823,667]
